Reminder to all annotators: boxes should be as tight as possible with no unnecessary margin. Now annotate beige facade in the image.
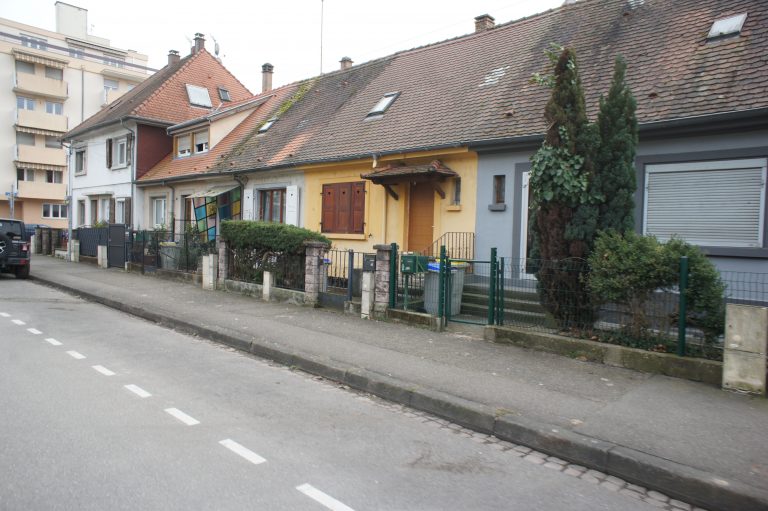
[0,2,151,228]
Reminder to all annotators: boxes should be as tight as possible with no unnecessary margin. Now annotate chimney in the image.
[474,14,495,33]
[339,57,353,71]
[192,32,205,54]
[262,63,274,92]
[168,50,180,66]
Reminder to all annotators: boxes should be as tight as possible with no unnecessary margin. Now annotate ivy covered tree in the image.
[593,57,638,233]
[529,46,599,328]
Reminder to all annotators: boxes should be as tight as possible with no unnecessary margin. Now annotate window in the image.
[218,87,231,101]
[42,203,67,219]
[321,182,365,234]
[17,96,35,111]
[46,101,63,115]
[17,168,35,182]
[116,138,127,166]
[100,198,110,222]
[193,131,208,154]
[152,197,167,228]
[16,132,35,146]
[366,92,400,119]
[175,131,208,157]
[115,199,125,224]
[77,200,85,226]
[185,84,212,107]
[15,61,34,74]
[493,175,506,204]
[452,178,462,205]
[45,66,63,80]
[258,118,277,133]
[103,55,125,68]
[68,47,85,59]
[708,13,748,39]
[644,159,767,247]
[45,136,61,148]
[104,78,119,91]
[75,149,86,175]
[46,170,63,184]
[21,35,47,50]
[90,199,97,223]
[176,134,191,157]
[259,189,286,223]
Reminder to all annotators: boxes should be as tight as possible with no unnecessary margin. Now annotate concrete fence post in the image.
[97,245,108,268]
[71,240,80,263]
[373,244,393,317]
[218,240,229,282]
[263,270,275,301]
[723,304,768,396]
[304,241,329,307]
[202,253,219,290]
[361,271,375,319]
[33,227,42,254]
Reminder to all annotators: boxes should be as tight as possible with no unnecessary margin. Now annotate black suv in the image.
[0,218,31,279]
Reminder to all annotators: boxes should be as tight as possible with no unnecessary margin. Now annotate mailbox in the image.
[400,254,429,274]
[363,253,377,272]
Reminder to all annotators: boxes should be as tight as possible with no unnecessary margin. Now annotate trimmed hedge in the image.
[220,221,329,254]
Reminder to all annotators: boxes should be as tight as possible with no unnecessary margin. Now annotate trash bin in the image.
[424,262,466,316]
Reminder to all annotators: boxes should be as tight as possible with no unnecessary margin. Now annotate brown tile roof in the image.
[361,160,458,184]
[65,49,253,140]
[150,0,768,179]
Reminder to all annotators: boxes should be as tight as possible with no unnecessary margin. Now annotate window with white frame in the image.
[115,199,125,224]
[152,197,167,228]
[116,138,127,166]
[46,170,63,184]
[45,101,63,115]
[77,200,85,226]
[17,96,35,111]
[175,130,208,157]
[99,198,110,222]
[75,149,86,175]
[193,131,208,153]
[644,158,767,248]
[17,168,35,182]
[42,203,67,219]
[176,134,191,157]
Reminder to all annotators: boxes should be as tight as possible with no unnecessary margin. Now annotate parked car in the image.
[24,223,50,241]
[0,218,31,279]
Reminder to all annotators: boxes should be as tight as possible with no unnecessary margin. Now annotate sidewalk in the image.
[28,255,768,510]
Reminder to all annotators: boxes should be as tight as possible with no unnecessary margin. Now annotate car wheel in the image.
[15,265,30,280]
[0,232,10,263]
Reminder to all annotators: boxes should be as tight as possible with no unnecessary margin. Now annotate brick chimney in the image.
[474,14,495,32]
[262,63,274,92]
[168,50,180,66]
[340,57,353,71]
[192,33,205,54]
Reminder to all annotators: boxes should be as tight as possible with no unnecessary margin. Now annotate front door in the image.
[408,182,434,253]
[519,172,535,279]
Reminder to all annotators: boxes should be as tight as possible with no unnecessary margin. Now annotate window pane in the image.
[45,66,63,80]
[194,131,208,153]
[272,191,282,222]
[46,136,61,148]
[117,140,126,164]
[15,61,34,74]
[493,175,505,204]
[104,78,119,90]
[43,204,50,217]
[16,132,35,146]
[177,135,191,156]
[60,205,68,218]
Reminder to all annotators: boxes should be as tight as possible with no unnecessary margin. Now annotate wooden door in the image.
[408,182,435,253]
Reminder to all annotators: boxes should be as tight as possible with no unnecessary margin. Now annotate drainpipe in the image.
[166,181,176,237]
[63,141,73,262]
[80,66,85,122]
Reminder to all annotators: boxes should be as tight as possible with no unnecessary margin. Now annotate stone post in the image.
[202,253,219,290]
[41,228,51,255]
[263,270,275,301]
[71,240,80,263]
[34,227,42,254]
[373,244,393,316]
[361,271,375,319]
[218,240,229,282]
[723,304,768,395]
[97,245,108,268]
[304,241,329,307]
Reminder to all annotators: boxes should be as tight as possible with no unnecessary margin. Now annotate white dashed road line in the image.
[66,350,86,360]
[296,484,355,511]
[92,365,116,376]
[11,319,25,326]
[45,338,62,346]
[164,408,200,426]
[219,439,267,465]
[0,312,9,317]
[124,385,151,398]
[27,328,42,335]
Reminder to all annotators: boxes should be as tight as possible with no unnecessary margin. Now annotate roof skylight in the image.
[366,92,400,119]
[258,118,277,133]
[186,84,212,108]
[480,66,510,87]
[218,87,231,102]
[707,13,748,39]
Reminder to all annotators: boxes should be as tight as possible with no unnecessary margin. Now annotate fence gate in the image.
[107,224,127,268]
[439,246,504,326]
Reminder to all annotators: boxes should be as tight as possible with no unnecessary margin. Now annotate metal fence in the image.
[227,247,305,291]
[324,249,368,300]
[127,230,217,274]
[75,227,107,257]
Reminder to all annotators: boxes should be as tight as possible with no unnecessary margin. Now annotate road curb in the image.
[32,275,768,511]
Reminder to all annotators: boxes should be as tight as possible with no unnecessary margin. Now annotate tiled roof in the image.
[361,160,458,183]
[65,49,253,140]
[151,0,768,178]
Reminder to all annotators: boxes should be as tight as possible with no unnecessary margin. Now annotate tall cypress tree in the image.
[593,56,638,233]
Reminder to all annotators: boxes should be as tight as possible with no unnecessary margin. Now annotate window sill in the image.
[322,233,367,240]
[447,204,462,212]
[488,203,507,212]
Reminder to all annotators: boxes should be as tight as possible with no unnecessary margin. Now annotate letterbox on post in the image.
[363,253,376,272]
[400,254,428,274]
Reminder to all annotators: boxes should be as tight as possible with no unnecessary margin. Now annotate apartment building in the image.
[0,1,151,228]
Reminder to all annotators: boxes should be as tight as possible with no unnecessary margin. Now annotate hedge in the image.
[220,221,329,254]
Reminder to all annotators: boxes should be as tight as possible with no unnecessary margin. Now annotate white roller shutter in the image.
[285,185,300,226]
[644,159,766,247]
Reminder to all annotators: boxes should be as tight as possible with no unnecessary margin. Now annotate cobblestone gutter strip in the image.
[33,275,768,511]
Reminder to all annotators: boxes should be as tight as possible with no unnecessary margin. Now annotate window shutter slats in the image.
[106,139,112,168]
[321,184,336,233]
[352,182,365,233]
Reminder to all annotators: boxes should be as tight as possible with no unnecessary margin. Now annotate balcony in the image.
[14,73,68,100]
[17,180,67,201]
[17,109,68,133]
[16,144,67,167]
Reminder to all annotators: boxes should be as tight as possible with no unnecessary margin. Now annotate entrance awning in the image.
[188,184,238,198]
[361,160,458,185]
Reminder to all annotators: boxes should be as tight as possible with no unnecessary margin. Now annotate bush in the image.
[220,221,329,254]
[588,231,725,341]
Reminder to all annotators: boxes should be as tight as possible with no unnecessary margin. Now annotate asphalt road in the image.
[0,278,682,510]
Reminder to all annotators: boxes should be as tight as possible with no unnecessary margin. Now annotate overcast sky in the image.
[1,0,564,92]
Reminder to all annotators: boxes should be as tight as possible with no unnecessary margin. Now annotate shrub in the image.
[220,220,329,254]
[588,231,726,341]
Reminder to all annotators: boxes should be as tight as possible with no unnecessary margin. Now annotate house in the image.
[63,34,252,230]
[0,2,150,229]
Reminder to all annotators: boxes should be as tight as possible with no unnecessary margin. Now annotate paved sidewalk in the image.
[24,255,768,510]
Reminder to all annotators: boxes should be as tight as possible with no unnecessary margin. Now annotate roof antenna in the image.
[211,34,221,58]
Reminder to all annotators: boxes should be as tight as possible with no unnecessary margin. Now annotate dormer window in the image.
[258,118,277,133]
[194,130,209,153]
[186,84,212,108]
[366,92,400,119]
[176,129,209,158]
[707,13,748,39]
[177,134,191,157]
[218,87,231,102]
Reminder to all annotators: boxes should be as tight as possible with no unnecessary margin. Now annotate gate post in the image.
[373,244,394,317]
[304,241,329,307]
[218,239,229,282]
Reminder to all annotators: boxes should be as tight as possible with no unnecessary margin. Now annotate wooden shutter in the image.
[126,133,133,166]
[109,197,115,224]
[351,182,365,233]
[106,139,112,168]
[124,197,132,227]
[336,183,351,233]
[321,184,336,232]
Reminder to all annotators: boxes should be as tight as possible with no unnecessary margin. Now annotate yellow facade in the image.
[301,148,477,253]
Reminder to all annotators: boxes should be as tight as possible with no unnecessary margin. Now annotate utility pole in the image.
[5,183,17,219]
